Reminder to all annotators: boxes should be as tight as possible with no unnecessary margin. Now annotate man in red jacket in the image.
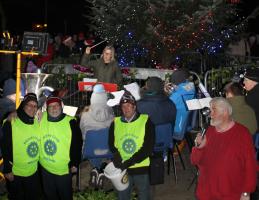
[191,97,257,200]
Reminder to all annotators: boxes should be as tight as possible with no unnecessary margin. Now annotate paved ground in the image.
[76,145,197,200]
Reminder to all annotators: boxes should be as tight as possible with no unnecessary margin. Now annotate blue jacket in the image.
[169,81,196,135]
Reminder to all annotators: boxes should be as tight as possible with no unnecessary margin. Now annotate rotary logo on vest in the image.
[44,139,57,156]
[122,138,136,154]
[26,141,39,158]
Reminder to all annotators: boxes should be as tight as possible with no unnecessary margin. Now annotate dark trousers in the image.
[251,172,259,200]
[41,167,73,200]
[117,174,150,200]
[6,171,40,200]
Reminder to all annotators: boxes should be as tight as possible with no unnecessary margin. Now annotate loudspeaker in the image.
[22,32,48,55]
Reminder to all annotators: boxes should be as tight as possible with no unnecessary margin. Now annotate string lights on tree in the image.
[84,0,246,68]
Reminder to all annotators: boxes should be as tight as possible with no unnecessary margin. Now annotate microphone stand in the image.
[187,115,209,190]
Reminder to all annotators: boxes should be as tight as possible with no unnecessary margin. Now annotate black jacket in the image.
[246,84,259,133]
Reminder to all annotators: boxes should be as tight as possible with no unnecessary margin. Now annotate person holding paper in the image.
[39,95,82,200]
[165,68,196,134]
[80,45,122,86]
[191,97,257,200]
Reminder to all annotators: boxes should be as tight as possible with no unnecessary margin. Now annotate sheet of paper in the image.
[186,99,202,110]
[186,97,212,110]
[83,78,97,82]
[107,90,125,107]
[124,82,141,100]
[84,85,93,91]
[63,105,78,117]
[199,97,212,108]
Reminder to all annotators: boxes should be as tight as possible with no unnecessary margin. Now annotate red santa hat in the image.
[46,96,62,106]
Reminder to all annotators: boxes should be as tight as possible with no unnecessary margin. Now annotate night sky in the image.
[1,0,259,35]
[1,0,87,34]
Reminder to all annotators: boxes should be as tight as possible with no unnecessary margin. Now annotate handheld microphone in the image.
[201,121,209,137]
[201,127,207,137]
[195,126,208,147]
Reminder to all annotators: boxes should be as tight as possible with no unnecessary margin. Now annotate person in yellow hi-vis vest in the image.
[39,95,82,200]
[108,91,155,200]
[0,93,41,200]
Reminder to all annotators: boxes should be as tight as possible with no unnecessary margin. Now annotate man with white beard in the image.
[191,97,257,200]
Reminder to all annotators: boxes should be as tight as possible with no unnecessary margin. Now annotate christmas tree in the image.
[84,0,243,68]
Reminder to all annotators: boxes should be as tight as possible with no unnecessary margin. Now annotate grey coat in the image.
[228,96,257,135]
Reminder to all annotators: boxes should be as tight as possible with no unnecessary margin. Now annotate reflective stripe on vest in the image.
[40,113,73,175]
[114,114,150,168]
[12,118,40,176]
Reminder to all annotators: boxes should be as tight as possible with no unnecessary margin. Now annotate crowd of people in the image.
[0,43,258,200]
[0,31,99,84]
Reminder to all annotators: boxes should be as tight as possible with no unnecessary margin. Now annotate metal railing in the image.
[204,63,259,97]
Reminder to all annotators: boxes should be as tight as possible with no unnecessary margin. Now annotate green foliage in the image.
[73,189,116,200]
[0,190,116,200]
[1,194,8,200]
[44,64,88,89]
[206,67,235,96]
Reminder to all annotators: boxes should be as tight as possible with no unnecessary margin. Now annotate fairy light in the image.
[90,0,244,67]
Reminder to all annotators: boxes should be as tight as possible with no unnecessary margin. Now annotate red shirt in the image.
[191,123,257,200]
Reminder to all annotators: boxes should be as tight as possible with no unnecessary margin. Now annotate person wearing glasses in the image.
[0,93,41,200]
[39,95,82,200]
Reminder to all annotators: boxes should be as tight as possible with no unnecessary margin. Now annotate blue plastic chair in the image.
[153,123,178,182]
[82,128,113,160]
[77,128,113,190]
[154,123,173,153]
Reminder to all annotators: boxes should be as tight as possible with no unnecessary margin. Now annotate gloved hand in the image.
[113,152,124,170]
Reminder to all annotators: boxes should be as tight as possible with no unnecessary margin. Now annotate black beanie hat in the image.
[171,68,190,85]
[22,93,38,107]
[17,93,38,123]
[244,68,259,82]
[120,90,136,106]
[145,76,164,94]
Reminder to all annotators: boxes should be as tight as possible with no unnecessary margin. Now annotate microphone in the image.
[201,127,207,137]
[201,121,209,137]
[195,125,208,147]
